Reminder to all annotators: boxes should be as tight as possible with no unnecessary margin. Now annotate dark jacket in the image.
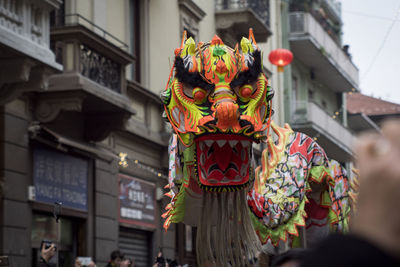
[37,257,50,267]
[300,234,400,267]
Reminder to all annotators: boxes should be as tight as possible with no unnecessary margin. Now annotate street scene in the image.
[0,0,400,266]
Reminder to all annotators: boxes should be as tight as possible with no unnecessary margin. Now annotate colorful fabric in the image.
[161,31,355,253]
[248,122,330,245]
[161,29,273,195]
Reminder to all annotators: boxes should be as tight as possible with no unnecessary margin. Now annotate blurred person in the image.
[120,258,134,267]
[38,240,56,267]
[106,250,123,267]
[299,119,400,267]
[271,249,306,267]
[153,251,166,267]
[166,258,180,267]
[74,257,97,267]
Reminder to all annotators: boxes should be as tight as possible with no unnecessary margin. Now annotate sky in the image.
[341,0,400,104]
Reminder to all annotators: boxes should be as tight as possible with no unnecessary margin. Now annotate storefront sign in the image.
[33,146,88,211]
[119,174,156,228]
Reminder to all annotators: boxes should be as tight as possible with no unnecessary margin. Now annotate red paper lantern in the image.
[268,49,293,72]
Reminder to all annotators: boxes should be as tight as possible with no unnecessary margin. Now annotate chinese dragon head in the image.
[161,29,271,265]
[161,30,355,266]
[161,29,273,191]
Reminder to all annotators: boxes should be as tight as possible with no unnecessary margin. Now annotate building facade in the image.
[283,0,359,165]
[278,0,361,250]
[0,0,284,266]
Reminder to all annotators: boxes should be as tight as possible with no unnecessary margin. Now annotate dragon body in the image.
[161,30,353,266]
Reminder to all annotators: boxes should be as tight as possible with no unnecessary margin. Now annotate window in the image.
[130,0,140,82]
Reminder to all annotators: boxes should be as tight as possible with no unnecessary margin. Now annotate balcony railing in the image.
[0,0,62,68]
[289,0,341,45]
[215,0,271,42]
[322,0,342,22]
[290,100,355,158]
[50,14,133,93]
[80,43,121,92]
[215,0,270,27]
[1,0,45,46]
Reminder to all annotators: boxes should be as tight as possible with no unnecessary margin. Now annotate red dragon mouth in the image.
[195,134,252,190]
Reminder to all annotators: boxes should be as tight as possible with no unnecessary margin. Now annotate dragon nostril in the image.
[215,102,239,122]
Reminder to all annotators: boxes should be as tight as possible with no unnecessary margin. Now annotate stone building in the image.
[283,0,359,166]
[0,0,283,266]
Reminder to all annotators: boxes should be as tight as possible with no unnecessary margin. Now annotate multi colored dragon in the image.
[161,30,354,266]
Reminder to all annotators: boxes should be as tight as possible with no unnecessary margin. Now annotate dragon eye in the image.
[182,83,194,98]
[237,82,257,99]
[193,87,207,102]
[181,83,207,103]
[239,85,253,98]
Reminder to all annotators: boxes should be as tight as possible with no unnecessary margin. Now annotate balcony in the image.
[34,14,135,142]
[289,12,359,92]
[321,0,342,24]
[290,101,355,162]
[215,0,271,43]
[0,0,62,105]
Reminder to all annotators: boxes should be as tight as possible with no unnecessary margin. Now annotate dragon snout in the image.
[215,101,240,130]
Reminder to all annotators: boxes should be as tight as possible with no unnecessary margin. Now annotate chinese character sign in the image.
[119,174,156,228]
[33,146,88,211]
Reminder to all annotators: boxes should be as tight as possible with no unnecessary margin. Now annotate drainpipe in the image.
[342,92,348,127]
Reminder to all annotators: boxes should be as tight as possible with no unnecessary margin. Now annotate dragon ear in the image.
[180,30,187,50]
[175,31,188,56]
[240,37,253,54]
[181,37,196,58]
[238,29,262,71]
[240,28,259,54]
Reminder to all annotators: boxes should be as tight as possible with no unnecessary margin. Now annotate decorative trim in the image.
[0,64,54,105]
[35,92,86,123]
[178,0,206,41]
[178,0,206,21]
[43,0,64,9]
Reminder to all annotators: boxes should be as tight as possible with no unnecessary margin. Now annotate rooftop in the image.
[347,93,400,115]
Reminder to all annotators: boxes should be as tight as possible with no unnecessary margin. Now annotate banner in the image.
[33,146,88,211]
[118,174,156,228]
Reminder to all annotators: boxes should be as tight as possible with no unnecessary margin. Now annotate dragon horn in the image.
[248,28,258,48]
[180,30,187,49]
[175,30,188,56]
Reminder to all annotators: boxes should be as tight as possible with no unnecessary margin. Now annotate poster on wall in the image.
[118,174,156,229]
[33,146,88,211]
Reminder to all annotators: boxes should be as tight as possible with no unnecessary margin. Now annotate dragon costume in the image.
[161,30,354,266]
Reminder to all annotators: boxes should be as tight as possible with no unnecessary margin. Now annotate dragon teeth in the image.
[205,140,214,147]
[201,168,207,178]
[228,140,238,147]
[200,154,206,165]
[201,139,251,148]
[199,142,205,150]
[216,140,227,147]
[241,140,251,147]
